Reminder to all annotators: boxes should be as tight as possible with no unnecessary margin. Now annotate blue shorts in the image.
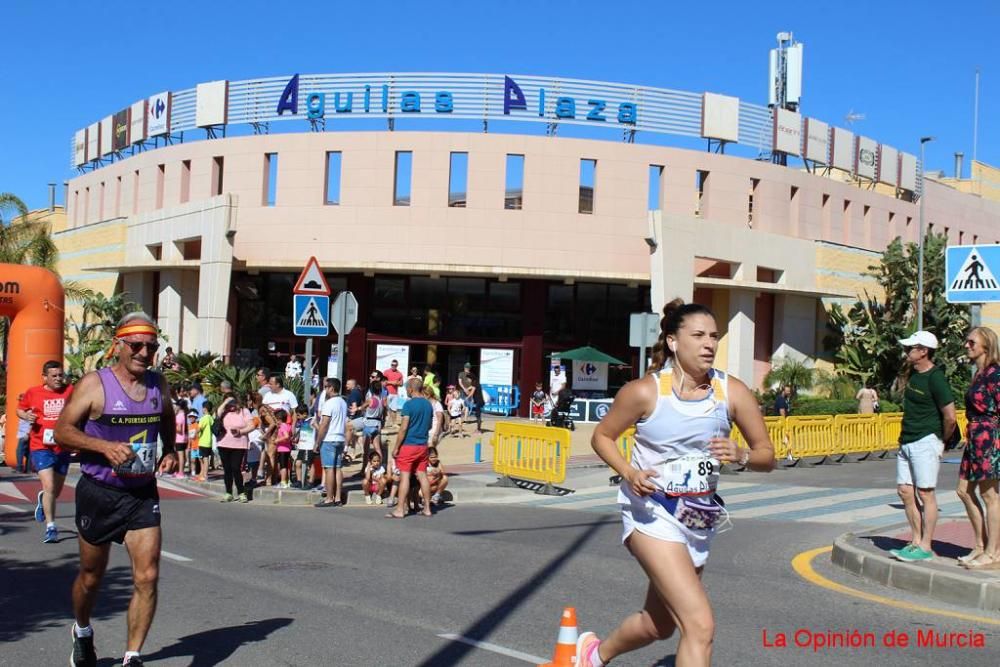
[363,420,381,438]
[320,441,346,469]
[31,449,71,476]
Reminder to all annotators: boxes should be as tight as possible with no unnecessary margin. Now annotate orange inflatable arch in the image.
[2,264,64,465]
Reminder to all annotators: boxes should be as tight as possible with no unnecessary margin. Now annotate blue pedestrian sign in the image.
[946,245,1000,303]
[293,294,329,336]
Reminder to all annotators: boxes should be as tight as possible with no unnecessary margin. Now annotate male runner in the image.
[17,360,73,542]
[55,312,174,667]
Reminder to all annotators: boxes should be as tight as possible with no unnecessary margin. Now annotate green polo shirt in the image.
[900,365,954,444]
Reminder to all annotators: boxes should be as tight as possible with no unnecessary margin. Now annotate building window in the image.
[155,164,165,209]
[180,160,191,204]
[748,178,760,226]
[324,151,341,205]
[696,170,709,216]
[843,200,852,242]
[505,154,524,210]
[579,158,596,214]
[73,190,79,226]
[133,169,140,214]
[114,176,122,218]
[393,151,412,206]
[264,153,278,206]
[448,152,468,207]
[789,185,800,233]
[648,165,664,211]
[99,181,105,220]
[212,156,224,196]
[84,187,90,224]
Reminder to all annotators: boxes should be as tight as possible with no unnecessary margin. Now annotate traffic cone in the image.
[539,606,578,667]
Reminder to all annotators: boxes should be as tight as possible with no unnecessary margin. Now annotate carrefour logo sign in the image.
[274,74,637,126]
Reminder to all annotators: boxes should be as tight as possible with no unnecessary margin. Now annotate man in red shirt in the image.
[17,360,73,543]
[382,359,404,429]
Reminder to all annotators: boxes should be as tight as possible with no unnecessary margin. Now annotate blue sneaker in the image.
[43,525,58,543]
[889,544,916,560]
[35,490,45,523]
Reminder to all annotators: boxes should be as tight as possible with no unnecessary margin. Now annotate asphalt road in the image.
[2,460,999,666]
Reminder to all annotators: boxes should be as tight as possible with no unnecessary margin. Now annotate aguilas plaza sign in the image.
[275,74,638,126]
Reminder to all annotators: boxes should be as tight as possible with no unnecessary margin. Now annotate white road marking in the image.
[161,550,193,562]
[733,487,890,518]
[0,504,24,512]
[155,479,205,496]
[0,482,30,501]
[436,634,548,664]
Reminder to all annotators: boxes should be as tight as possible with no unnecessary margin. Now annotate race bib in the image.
[657,454,719,496]
[114,442,156,478]
[42,428,56,445]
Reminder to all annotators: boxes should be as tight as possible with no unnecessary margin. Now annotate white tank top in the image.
[631,365,732,494]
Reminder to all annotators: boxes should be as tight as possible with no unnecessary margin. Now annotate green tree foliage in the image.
[162,352,221,388]
[64,292,142,379]
[825,232,970,401]
[762,357,815,394]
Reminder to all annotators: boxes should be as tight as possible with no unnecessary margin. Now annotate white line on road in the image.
[161,550,193,562]
[0,504,24,513]
[0,482,30,501]
[436,633,548,664]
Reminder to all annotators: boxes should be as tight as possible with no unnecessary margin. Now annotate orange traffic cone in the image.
[539,606,579,667]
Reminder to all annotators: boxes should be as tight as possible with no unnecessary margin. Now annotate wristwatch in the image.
[738,447,751,467]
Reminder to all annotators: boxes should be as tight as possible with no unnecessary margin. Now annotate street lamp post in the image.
[916,136,934,330]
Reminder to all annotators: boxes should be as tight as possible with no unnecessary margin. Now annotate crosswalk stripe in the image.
[736,488,894,520]
[0,482,30,501]
[723,486,847,509]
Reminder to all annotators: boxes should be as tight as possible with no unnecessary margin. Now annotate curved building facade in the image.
[56,73,1000,408]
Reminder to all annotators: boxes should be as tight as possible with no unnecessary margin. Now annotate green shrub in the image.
[789,398,900,416]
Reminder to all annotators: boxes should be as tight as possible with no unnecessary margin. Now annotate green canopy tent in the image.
[546,345,628,365]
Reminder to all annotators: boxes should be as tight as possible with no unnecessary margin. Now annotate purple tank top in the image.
[81,367,163,488]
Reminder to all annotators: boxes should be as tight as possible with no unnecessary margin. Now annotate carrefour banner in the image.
[573,361,608,391]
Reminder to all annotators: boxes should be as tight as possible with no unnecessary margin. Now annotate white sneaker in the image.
[365,495,373,505]
[375,495,384,505]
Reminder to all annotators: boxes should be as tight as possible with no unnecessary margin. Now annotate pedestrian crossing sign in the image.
[946,245,1000,303]
[293,294,329,336]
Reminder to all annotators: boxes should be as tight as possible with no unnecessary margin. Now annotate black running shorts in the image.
[75,474,160,545]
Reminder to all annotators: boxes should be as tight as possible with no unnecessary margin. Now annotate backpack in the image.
[211,415,226,439]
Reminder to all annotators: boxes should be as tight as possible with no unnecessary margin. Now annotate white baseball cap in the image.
[899,331,938,349]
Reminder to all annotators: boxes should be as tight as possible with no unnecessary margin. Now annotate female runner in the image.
[579,299,774,666]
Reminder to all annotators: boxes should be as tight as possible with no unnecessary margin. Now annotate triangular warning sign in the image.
[293,257,330,295]
[950,247,999,291]
[297,297,327,328]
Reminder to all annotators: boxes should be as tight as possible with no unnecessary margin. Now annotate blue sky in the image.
[1,0,996,210]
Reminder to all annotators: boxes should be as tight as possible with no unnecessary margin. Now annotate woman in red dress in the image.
[956,326,1000,569]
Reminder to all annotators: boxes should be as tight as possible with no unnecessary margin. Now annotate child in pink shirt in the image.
[274,409,293,488]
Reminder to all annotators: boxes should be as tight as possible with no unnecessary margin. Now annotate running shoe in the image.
[70,625,97,667]
[219,493,234,503]
[365,495,373,505]
[375,495,384,505]
[173,472,186,479]
[895,546,934,562]
[35,490,45,522]
[576,631,604,667]
[122,656,144,666]
[888,544,916,560]
[237,493,249,503]
[431,493,442,505]
[44,525,58,543]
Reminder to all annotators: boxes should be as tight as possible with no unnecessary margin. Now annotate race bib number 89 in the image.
[657,454,720,496]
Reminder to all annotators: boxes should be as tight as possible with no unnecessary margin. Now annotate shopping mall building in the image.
[50,72,1000,410]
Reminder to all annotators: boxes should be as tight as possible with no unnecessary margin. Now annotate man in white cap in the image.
[890,330,956,563]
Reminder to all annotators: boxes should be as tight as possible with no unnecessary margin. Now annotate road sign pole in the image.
[638,328,647,380]
[304,338,313,411]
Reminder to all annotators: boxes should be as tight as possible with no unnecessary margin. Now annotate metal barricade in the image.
[784,415,837,463]
[833,414,881,459]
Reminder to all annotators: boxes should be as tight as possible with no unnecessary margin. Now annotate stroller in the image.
[546,388,575,431]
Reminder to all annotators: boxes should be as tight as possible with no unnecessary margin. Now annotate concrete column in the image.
[123,272,154,315]
[652,212,695,309]
[197,261,231,355]
[157,270,183,351]
[773,294,817,362]
[726,289,756,383]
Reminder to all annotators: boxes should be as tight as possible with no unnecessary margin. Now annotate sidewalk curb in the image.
[831,530,1000,613]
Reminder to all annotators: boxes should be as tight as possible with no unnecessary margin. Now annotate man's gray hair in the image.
[117,311,156,329]
[406,377,424,392]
